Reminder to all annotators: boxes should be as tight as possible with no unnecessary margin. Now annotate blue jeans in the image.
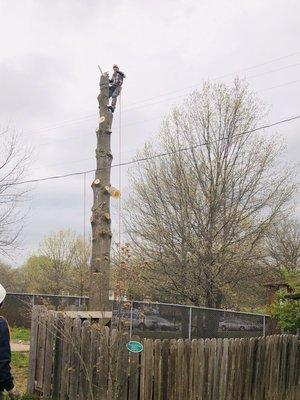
[109,86,121,109]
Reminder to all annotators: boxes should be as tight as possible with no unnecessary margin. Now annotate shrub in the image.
[269,290,300,334]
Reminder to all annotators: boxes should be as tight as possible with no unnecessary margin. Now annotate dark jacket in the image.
[0,316,14,392]
[109,70,125,87]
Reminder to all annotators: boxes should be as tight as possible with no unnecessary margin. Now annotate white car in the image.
[219,319,262,331]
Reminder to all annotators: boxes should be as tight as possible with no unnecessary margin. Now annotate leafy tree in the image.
[125,80,295,308]
[269,290,300,333]
[21,230,89,296]
[20,255,53,293]
[265,218,300,275]
[0,261,20,291]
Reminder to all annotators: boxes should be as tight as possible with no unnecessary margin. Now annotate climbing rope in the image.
[118,93,122,273]
[83,172,87,268]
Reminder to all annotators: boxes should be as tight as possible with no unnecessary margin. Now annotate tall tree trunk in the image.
[89,73,113,310]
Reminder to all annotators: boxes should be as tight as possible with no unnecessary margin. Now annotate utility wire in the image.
[24,52,300,137]
[8,114,300,187]
[37,78,300,149]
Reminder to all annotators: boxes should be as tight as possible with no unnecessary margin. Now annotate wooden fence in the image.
[28,307,299,400]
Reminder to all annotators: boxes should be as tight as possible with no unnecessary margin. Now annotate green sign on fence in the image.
[127,340,144,353]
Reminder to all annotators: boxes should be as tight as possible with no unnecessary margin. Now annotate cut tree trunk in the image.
[89,73,113,311]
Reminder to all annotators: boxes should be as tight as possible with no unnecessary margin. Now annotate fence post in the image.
[263,315,266,337]
[27,306,39,394]
[189,307,192,340]
[130,301,133,338]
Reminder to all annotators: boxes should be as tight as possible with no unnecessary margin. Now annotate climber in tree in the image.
[108,64,125,113]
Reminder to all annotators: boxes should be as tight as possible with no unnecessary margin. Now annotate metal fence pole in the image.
[188,307,192,340]
[129,301,133,338]
[263,315,266,337]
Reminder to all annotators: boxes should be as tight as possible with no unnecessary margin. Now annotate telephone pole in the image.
[89,72,113,311]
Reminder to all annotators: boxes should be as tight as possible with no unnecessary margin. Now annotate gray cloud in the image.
[0,0,299,265]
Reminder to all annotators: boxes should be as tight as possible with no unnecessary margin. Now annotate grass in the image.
[10,327,30,342]
[10,350,45,399]
[11,352,29,395]
[9,331,44,399]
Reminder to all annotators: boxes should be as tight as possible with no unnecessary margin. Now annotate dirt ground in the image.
[11,342,30,352]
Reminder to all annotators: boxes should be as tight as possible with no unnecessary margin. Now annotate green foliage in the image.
[269,290,300,333]
[284,270,300,292]
[11,352,28,369]
[11,327,30,342]
[20,229,90,296]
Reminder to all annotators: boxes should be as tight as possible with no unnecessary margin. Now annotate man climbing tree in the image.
[108,64,125,113]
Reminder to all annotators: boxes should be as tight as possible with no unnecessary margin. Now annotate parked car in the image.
[113,308,181,332]
[138,315,180,331]
[219,319,263,332]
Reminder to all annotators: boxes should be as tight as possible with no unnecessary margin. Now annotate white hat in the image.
[0,284,6,303]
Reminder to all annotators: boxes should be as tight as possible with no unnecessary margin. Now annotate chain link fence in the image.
[3,292,89,327]
[112,300,269,339]
[3,293,270,338]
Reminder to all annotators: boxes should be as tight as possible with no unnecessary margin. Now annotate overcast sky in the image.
[0,0,299,265]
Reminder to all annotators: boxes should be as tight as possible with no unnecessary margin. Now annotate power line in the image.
[9,114,300,187]
[260,79,300,92]
[37,77,300,149]
[24,52,300,137]
[124,62,300,113]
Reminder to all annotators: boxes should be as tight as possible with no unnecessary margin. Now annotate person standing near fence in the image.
[0,284,19,399]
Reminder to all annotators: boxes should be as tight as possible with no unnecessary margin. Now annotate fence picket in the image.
[184,340,191,399]
[43,313,55,398]
[207,339,216,400]
[212,339,222,400]
[253,336,265,400]
[27,306,40,394]
[128,335,141,400]
[219,338,229,400]
[27,308,300,400]
[279,335,288,397]
[98,327,110,399]
[59,316,72,400]
[35,312,47,391]
[78,320,91,400]
[176,339,184,399]
[116,333,130,400]
[236,338,247,400]
[89,326,100,400]
[142,339,154,400]
[52,315,64,400]
[161,339,169,400]
[153,339,162,400]
[68,317,81,400]
[190,339,200,400]
[244,337,256,400]
[108,329,118,399]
